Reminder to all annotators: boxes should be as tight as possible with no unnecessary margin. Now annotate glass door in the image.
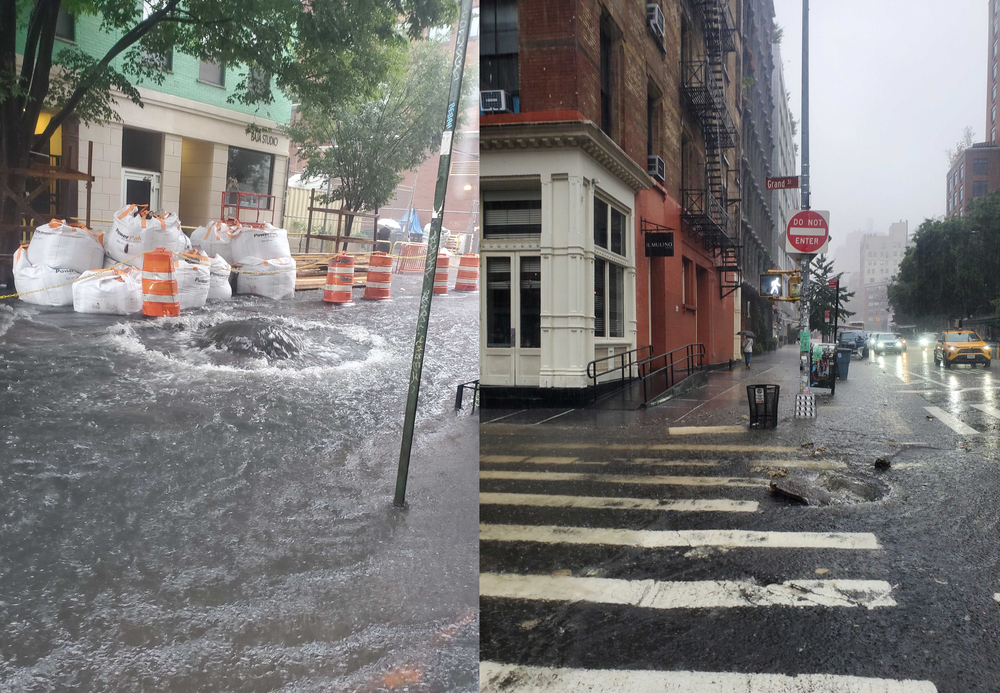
[482,254,542,386]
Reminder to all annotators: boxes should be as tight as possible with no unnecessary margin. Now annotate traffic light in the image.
[788,275,802,300]
[759,273,783,298]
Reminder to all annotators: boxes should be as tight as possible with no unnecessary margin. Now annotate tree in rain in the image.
[805,254,855,338]
[284,38,467,237]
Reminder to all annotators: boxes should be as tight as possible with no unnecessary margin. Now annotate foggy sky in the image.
[771,0,985,276]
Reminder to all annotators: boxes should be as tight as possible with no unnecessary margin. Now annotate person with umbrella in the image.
[739,330,755,369]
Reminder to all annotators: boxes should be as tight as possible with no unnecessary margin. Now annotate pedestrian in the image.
[742,334,753,369]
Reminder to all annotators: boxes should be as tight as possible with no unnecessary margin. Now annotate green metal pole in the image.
[394,0,474,509]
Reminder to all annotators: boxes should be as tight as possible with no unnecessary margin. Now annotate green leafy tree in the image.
[805,254,854,338]
[1,0,456,277]
[285,39,466,236]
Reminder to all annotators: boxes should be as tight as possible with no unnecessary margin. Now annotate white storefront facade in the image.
[479,120,649,406]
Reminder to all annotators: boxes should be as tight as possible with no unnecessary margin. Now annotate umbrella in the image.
[738,330,756,338]
[377,218,402,231]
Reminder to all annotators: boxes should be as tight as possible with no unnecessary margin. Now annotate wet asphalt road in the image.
[480,346,1000,692]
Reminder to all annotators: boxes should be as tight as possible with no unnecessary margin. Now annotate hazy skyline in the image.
[772,0,985,273]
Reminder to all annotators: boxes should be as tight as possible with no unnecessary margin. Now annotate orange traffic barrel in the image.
[141,247,179,317]
[324,253,354,304]
[454,254,479,291]
[433,253,450,295]
[363,251,392,300]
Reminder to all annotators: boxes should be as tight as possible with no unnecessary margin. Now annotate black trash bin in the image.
[836,348,852,380]
[747,384,780,429]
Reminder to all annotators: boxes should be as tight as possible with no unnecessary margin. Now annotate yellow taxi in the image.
[933,330,992,368]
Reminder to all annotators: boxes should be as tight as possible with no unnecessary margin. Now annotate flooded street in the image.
[0,274,478,692]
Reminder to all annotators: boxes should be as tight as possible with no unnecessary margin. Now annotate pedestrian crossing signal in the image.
[759,273,783,298]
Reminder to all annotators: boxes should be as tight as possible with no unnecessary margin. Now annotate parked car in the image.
[870,332,907,354]
[934,330,991,368]
[838,329,867,357]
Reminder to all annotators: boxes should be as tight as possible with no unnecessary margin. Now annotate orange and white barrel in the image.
[323,253,354,304]
[141,247,179,317]
[363,252,392,300]
[433,253,450,295]
[454,254,479,291]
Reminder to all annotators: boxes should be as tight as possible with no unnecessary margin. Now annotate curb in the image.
[645,370,709,408]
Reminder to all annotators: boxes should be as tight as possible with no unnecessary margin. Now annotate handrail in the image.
[636,343,706,405]
[587,345,653,384]
[455,379,480,412]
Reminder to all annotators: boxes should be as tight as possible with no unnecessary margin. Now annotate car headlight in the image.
[901,339,906,344]
[948,346,957,351]
[877,342,885,348]
[919,338,928,345]
[985,346,992,354]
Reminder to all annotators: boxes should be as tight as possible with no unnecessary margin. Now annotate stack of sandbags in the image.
[230,222,291,263]
[104,205,191,268]
[175,251,212,309]
[236,256,297,300]
[13,220,106,305]
[72,267,143,315]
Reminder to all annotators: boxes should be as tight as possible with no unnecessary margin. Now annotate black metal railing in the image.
[636,343,707,405]
[587,345,653,386]
[454,379,480,412]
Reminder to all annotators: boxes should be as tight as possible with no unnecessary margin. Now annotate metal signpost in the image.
[393,0,473,509]
[785,209,829,416]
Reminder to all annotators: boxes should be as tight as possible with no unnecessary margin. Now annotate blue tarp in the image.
[399,208,423,236]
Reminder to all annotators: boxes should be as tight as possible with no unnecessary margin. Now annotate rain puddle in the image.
[0,275,478,691]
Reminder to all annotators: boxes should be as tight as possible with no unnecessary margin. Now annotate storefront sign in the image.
[644,231,674,257]
[249,130,279,147]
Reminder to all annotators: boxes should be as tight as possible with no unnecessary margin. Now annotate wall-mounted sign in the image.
[249,130,280,147]
[644,231,674,257]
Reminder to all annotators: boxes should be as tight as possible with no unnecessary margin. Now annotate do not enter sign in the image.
[785,209,830,255]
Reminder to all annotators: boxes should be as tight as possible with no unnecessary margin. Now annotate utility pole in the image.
[796,0,815,415]
[393,0,473,508]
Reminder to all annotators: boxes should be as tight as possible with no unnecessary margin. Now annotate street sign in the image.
[644,231,674,257]
[824,309,831,323]
[827,278,839,289]
[767,176,799,190]
[785,209,830,255]
[759,273,783,298]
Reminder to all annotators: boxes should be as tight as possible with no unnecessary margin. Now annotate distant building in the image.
[769,40,799,338]
[858,221,908,330]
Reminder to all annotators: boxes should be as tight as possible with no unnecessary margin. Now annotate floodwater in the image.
[0,273,479,692]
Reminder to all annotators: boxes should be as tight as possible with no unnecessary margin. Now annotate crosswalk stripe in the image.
[481,455,528,463]
[751,459,846,470]
[667,425,745,435]
[479,493,759,512]
[479,573,897,609]
[971,403,1000,420]
[612,459,718,467]
[480,662,939,693]
[924,406,980,435]
[480,470,767,487]
[479,524,882,550]
[528,443,799,453]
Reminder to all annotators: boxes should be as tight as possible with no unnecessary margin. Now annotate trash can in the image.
[746,384,780,429]
[836,348,852,380]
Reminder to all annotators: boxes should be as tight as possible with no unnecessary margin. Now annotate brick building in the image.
[945,0,1000,217]
[479,0,745,405]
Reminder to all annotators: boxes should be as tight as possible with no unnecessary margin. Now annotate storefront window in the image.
[594,198,608,248]
[226,147,274,209]
[487,257,512,347]
[520,256,541,348]
[483,189,541,236]
[595,259,606,337]
[594,198,627,339]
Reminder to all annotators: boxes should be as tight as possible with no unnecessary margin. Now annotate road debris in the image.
[874,457,891,469]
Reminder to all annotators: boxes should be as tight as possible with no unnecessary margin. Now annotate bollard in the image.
[454,254,479,291]
[433,253,449,295]
[141,248,180,317]
[323,253,354,304]
[363,251,392,300]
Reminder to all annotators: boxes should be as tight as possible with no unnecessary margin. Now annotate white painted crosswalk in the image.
[479,440,924,688]
[480,573,897,609]
[924,406,980,434]
[480,663,939,693]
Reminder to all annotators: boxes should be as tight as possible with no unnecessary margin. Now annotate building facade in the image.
[479,0,746,405]
[946,143,1000,217]
[858,221,908,330]
[20,11,293,236]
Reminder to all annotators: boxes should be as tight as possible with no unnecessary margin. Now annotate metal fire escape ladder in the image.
[681,0,741,298]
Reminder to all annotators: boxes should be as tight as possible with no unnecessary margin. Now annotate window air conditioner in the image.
[646,4,665,42]
[480,90,512,114]
[647,155,666,183]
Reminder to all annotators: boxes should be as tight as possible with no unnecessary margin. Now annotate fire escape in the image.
[680,0,741,298]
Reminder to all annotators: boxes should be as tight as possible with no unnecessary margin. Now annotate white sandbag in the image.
[27,219,104,273]
[104,207,188,267]
[72,267,142,315]
[230,223,291,263]
[175,253,212,309]
[13,246,80,306]
[236,256,296,300]
[191,221,236,263]
[103,254,118,269]
[208,254,232,301]
[104,204,144,264]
